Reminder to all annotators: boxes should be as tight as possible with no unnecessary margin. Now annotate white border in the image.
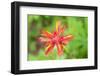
[20,6,95,70]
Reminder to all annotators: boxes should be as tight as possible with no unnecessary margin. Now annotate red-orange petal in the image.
[38,37,49,42]
[41,30,53,38]
[59,26,65,35]
[56,43,63,56]
[56,21,65,35]
[62,35,73,44]
[45,43,54,56]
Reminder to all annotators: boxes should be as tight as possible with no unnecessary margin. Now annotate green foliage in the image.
[28,15,88,61]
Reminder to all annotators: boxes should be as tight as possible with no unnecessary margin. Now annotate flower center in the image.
[52,36,59,44]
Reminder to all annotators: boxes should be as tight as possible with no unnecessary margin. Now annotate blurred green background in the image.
[28,15,88,61]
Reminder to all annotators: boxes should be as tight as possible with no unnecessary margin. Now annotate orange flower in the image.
[38,21,73,56]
